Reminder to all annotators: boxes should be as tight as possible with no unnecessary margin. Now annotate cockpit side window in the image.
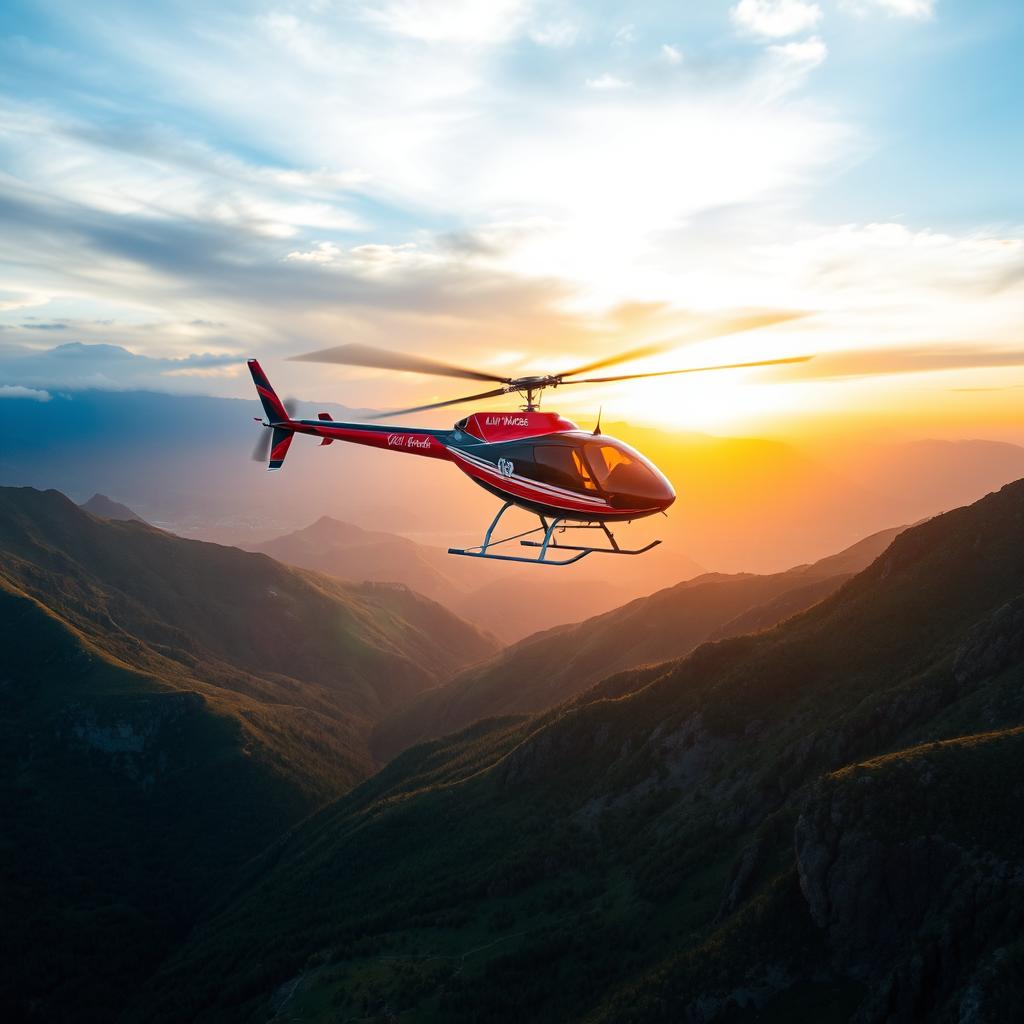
[533,445,597,491]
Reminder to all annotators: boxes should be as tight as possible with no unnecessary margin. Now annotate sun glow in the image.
[555,372,821,434]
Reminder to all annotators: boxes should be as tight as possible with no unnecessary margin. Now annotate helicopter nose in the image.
[608,470,675,511]
[656,478,676,510]
[644,461,675,509]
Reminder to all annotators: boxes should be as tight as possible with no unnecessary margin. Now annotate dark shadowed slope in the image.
[80,491,148,522]
[135,479,1024,1024]
[0,487,496,1022]
[372,523,907,759]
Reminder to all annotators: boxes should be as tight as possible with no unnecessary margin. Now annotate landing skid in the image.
[448,501,662,566]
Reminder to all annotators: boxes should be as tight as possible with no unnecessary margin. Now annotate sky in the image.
[1,0,1023,438]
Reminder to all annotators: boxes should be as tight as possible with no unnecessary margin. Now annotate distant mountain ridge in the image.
[252,515,701,642]
[80,491,147,522]
[372,522,909,759]
[136,478,1024,1024]
[251,515,469,605]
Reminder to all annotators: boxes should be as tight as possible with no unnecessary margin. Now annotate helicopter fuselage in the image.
[280,408,676,523]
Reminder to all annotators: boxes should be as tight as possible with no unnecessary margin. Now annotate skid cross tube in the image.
[520,520,660,556]
[448,505,662,565]
[520,538,661,556]
[449,504,589,565]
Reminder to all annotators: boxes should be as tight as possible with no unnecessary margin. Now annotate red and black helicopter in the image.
[249,323,810,565]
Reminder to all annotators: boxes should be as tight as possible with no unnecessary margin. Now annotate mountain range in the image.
[129,478,1024,1023]
[4,474,1024,1023]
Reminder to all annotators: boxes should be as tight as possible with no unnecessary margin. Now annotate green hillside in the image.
[373,525,906,760]
[133,480,1024,1023]
[0,487,497,1021]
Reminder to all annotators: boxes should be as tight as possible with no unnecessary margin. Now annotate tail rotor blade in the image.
[283,397,298,419]
[251,429,272,462]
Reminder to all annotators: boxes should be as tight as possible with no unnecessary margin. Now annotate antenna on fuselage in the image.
[593,406,602,436]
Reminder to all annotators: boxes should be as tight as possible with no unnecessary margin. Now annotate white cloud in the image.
[743,222,1024,347]
[769,35,828,72]
[0,289,50,312]
[842,0,935,19]
[285,241,441,274]
[530,19,578,48]
[361,0,532,44]
[284,242,343,264]
[161,364,242,378]
[0,100,365,241]
[0,384,52,401]
[731,0,823,39]
[585,73,631,90]
[661,44,683,64]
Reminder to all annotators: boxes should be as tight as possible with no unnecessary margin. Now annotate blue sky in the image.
[0,0,1022,434]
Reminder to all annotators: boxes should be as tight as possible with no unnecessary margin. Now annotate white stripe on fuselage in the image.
[447,447,609,507]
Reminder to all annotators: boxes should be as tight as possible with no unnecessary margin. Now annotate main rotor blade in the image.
[289,343,510,384]
[366,386,509,420]
[564,354,813,385]
[556,310,807,380]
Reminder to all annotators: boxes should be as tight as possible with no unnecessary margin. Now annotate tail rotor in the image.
[250,398,298,462]
[247,358,299,470]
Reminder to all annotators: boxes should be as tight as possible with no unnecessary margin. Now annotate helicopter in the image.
[248,322,811,566]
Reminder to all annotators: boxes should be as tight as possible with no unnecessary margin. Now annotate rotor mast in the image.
[513,376,555,412]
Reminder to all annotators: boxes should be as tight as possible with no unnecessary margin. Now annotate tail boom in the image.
[247,357,454,470]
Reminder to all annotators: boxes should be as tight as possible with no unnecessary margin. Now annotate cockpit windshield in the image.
[497,438,674,508]
[583,441,665,497]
